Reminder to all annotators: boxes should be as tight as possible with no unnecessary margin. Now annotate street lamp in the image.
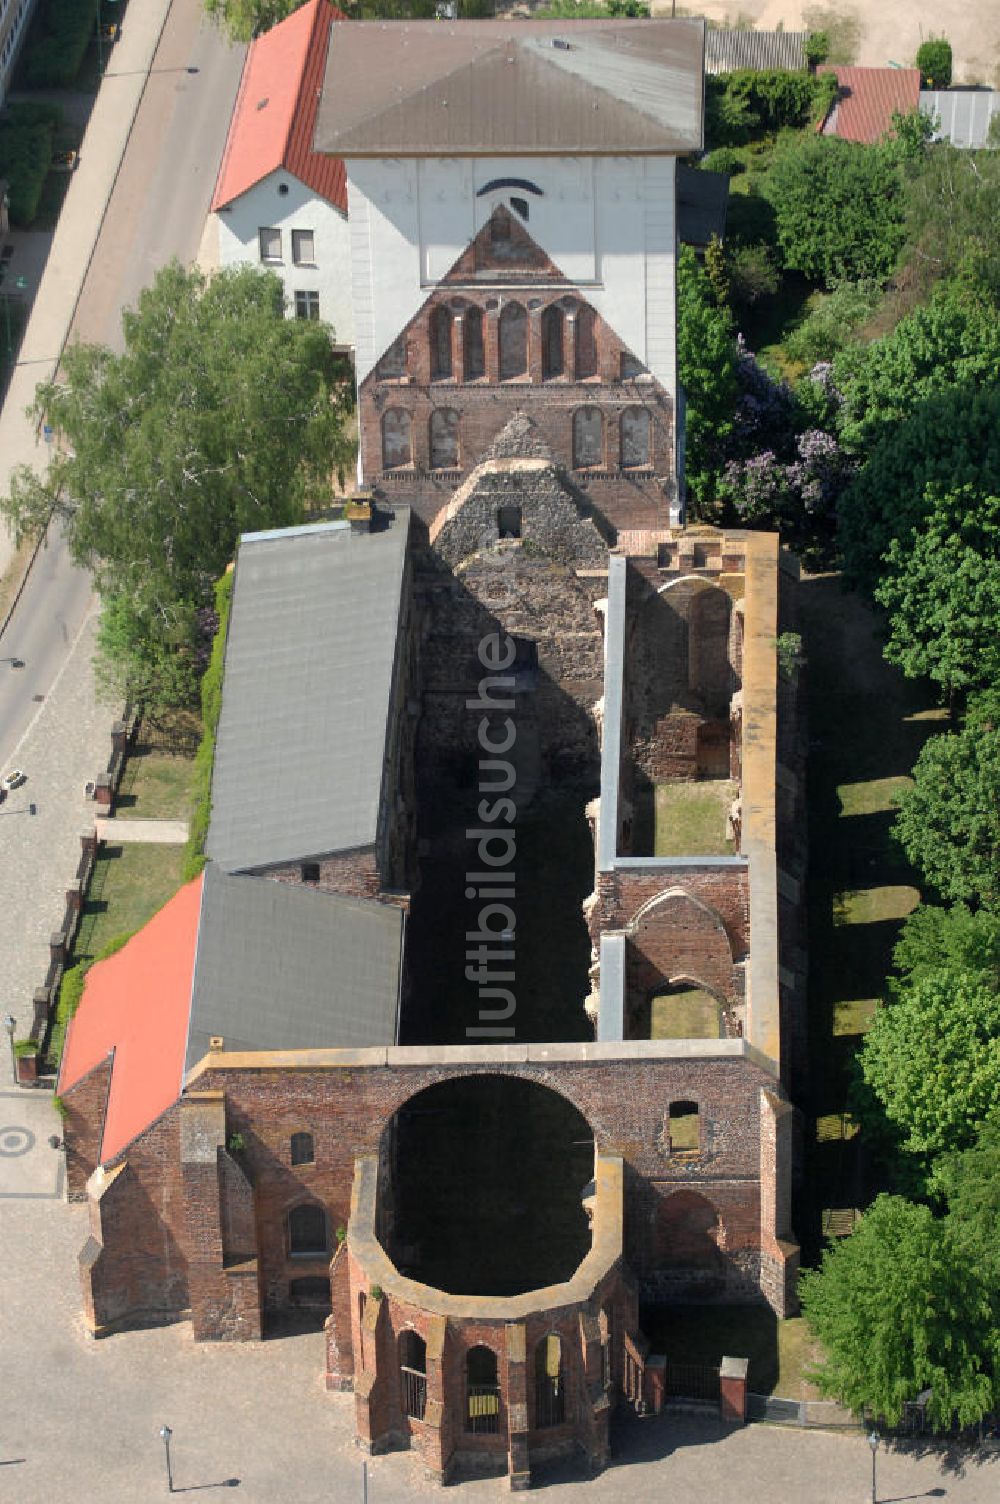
[867,1427,879,1503]
[4,1013,16,1084]
[159,1425,173,1493]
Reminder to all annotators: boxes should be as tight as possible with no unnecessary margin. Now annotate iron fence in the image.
[400,1365,426,1421]
[466,1384,501,1434]
[535,1373,565,1429]
[664,1362,721,1404]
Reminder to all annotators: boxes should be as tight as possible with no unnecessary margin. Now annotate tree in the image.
[916,36,952,88]
[676,244,738,515]
[876,485,1000,695]
[203,0,305,40]
[800,1195,996,1428]
[941,1118,1000,1282]
[836,385,1000,589]
[763,135,906,285]
[893,695,1000,910]
[893,903,1000,986]
[859,968,1000,1160]
[1,262,353,708]
[900,143,1000,301]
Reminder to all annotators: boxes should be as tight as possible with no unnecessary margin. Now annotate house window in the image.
[575,304,598,379]
[429,305,453,381]
[499,301,527,380]
[288,1201,328,1257]
[466,1345,500,1433]
[382,408,413,469]
[379,335,406,379]
[510,195,529,221]
[573,406,604,469]
[259,226,282,262]
[621,406,651,468]
[429,408,459,469]
[620,351,644,380]
[399,1330,427,1421]
[668,1100,700,1155]
[541,305,564,380]
[497,505,522,540]
[294,290,320,320]
[464,307,485,380]
[301,862,320,883]
[291,229,315,265]
[290,1132,315,1166]
[534,1334,565,1429]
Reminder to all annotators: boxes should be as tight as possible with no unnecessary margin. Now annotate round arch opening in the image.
[379,1074,595,1297]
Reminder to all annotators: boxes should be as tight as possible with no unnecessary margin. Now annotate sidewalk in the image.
[94,814,188,842]
[0,0,176,578]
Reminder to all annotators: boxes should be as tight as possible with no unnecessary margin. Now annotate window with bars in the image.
[288,1201,327,1256]
[399,1330,427,1421]
[290,1132,314,1166]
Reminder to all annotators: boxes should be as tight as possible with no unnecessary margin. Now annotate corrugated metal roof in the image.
[212,0,347,213]
[921,89,1000,148]
[819,65,921,145]
[206,515,410,873]
[677,163,728,247]
[705,28,805,75]
[186,866,403,1071]
[314,19,705,157]
[59,877,204,1163]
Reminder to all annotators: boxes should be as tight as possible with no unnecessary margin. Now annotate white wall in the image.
[346,154,676,391]
[216,170,354,349]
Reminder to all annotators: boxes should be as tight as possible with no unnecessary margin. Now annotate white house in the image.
[210,0,353,352]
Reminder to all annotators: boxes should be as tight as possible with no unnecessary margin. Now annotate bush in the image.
[805,30,829,67]
[705,69,838,147]
[22,0,100,87]
[783,278,882,364]
[701,147,745,176]
[764,135,906,285]
[916,36,952,88]
[727,242,780,306]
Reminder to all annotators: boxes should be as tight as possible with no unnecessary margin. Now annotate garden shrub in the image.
[705,70,837,147]
[783,278,882,363]
[727,242,780,307]
[22,0,100,88]
[701,146,745,176]
[0,103,61,225]
[916,37,952,89]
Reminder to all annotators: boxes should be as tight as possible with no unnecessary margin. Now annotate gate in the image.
[664,1361,721,1404]
[623,1332,647,1409]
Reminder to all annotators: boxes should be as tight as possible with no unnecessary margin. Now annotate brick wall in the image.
[61,1054,112,1203]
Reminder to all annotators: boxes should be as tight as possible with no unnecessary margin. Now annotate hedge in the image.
[22,0,100,88]
[0,103,62,225]
[182,569,234,882]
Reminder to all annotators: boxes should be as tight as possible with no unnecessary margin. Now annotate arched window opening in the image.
[399,1330,427,1420]
[464,306,485,380]
[429,305,453,381]
[541,305,564,381]
[429,409,459,470]
[575,304,598,379]
[378,334,406,379]
[288,1201,328,1257]
[621,406,651,469]
[510,195,529,221]
[599,1307,613,1391]
[381,408,412,469]
[466,1345,500,1434]
[290,1131,314,1166]
[573,406,604,469]
[499,302,527,381]
[668,1100,700,1156]
[534,1333,565,1428]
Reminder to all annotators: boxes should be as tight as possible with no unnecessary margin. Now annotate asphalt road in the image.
[0,0,244,767]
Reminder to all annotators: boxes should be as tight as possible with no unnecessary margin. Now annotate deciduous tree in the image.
[676,244,738,514]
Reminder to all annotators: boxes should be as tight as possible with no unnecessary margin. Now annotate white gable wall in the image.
[346,154,676,392]
[216,169,354,349]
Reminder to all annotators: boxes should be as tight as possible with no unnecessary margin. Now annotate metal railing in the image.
[664,1362,721,1404]
[466,1384,501,1434]
[400,1365,427,1421]
[535,1373,565,1429]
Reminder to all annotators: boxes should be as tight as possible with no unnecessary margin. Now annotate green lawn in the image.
[654,779,737,857]
[73,843,186,963]
[800,574,947,1261]
[650,986,722,1040]
[640,1304,823,1399]
[115,712,199,819]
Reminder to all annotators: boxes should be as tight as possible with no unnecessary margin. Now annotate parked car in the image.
[2,769,27,792]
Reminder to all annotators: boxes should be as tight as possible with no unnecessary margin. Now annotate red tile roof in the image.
[819,65,921,145]
[211,0,346,214]
[58,876,203,1164]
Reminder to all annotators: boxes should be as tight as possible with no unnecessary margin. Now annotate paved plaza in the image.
[0,1083,995,1504]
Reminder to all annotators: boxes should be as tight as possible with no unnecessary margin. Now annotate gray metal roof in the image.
[315,19,705,157]
[677,163,728,248]
[206,515,409,873]
[186,864,403,1070]
[704,28,805,75]
[921,90,1000,148]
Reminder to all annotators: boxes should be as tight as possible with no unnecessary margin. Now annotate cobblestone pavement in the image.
[0,1105,997,1504]
[0,605,110,1037]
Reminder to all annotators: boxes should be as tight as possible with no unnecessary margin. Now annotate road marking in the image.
[5,599,98,765]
